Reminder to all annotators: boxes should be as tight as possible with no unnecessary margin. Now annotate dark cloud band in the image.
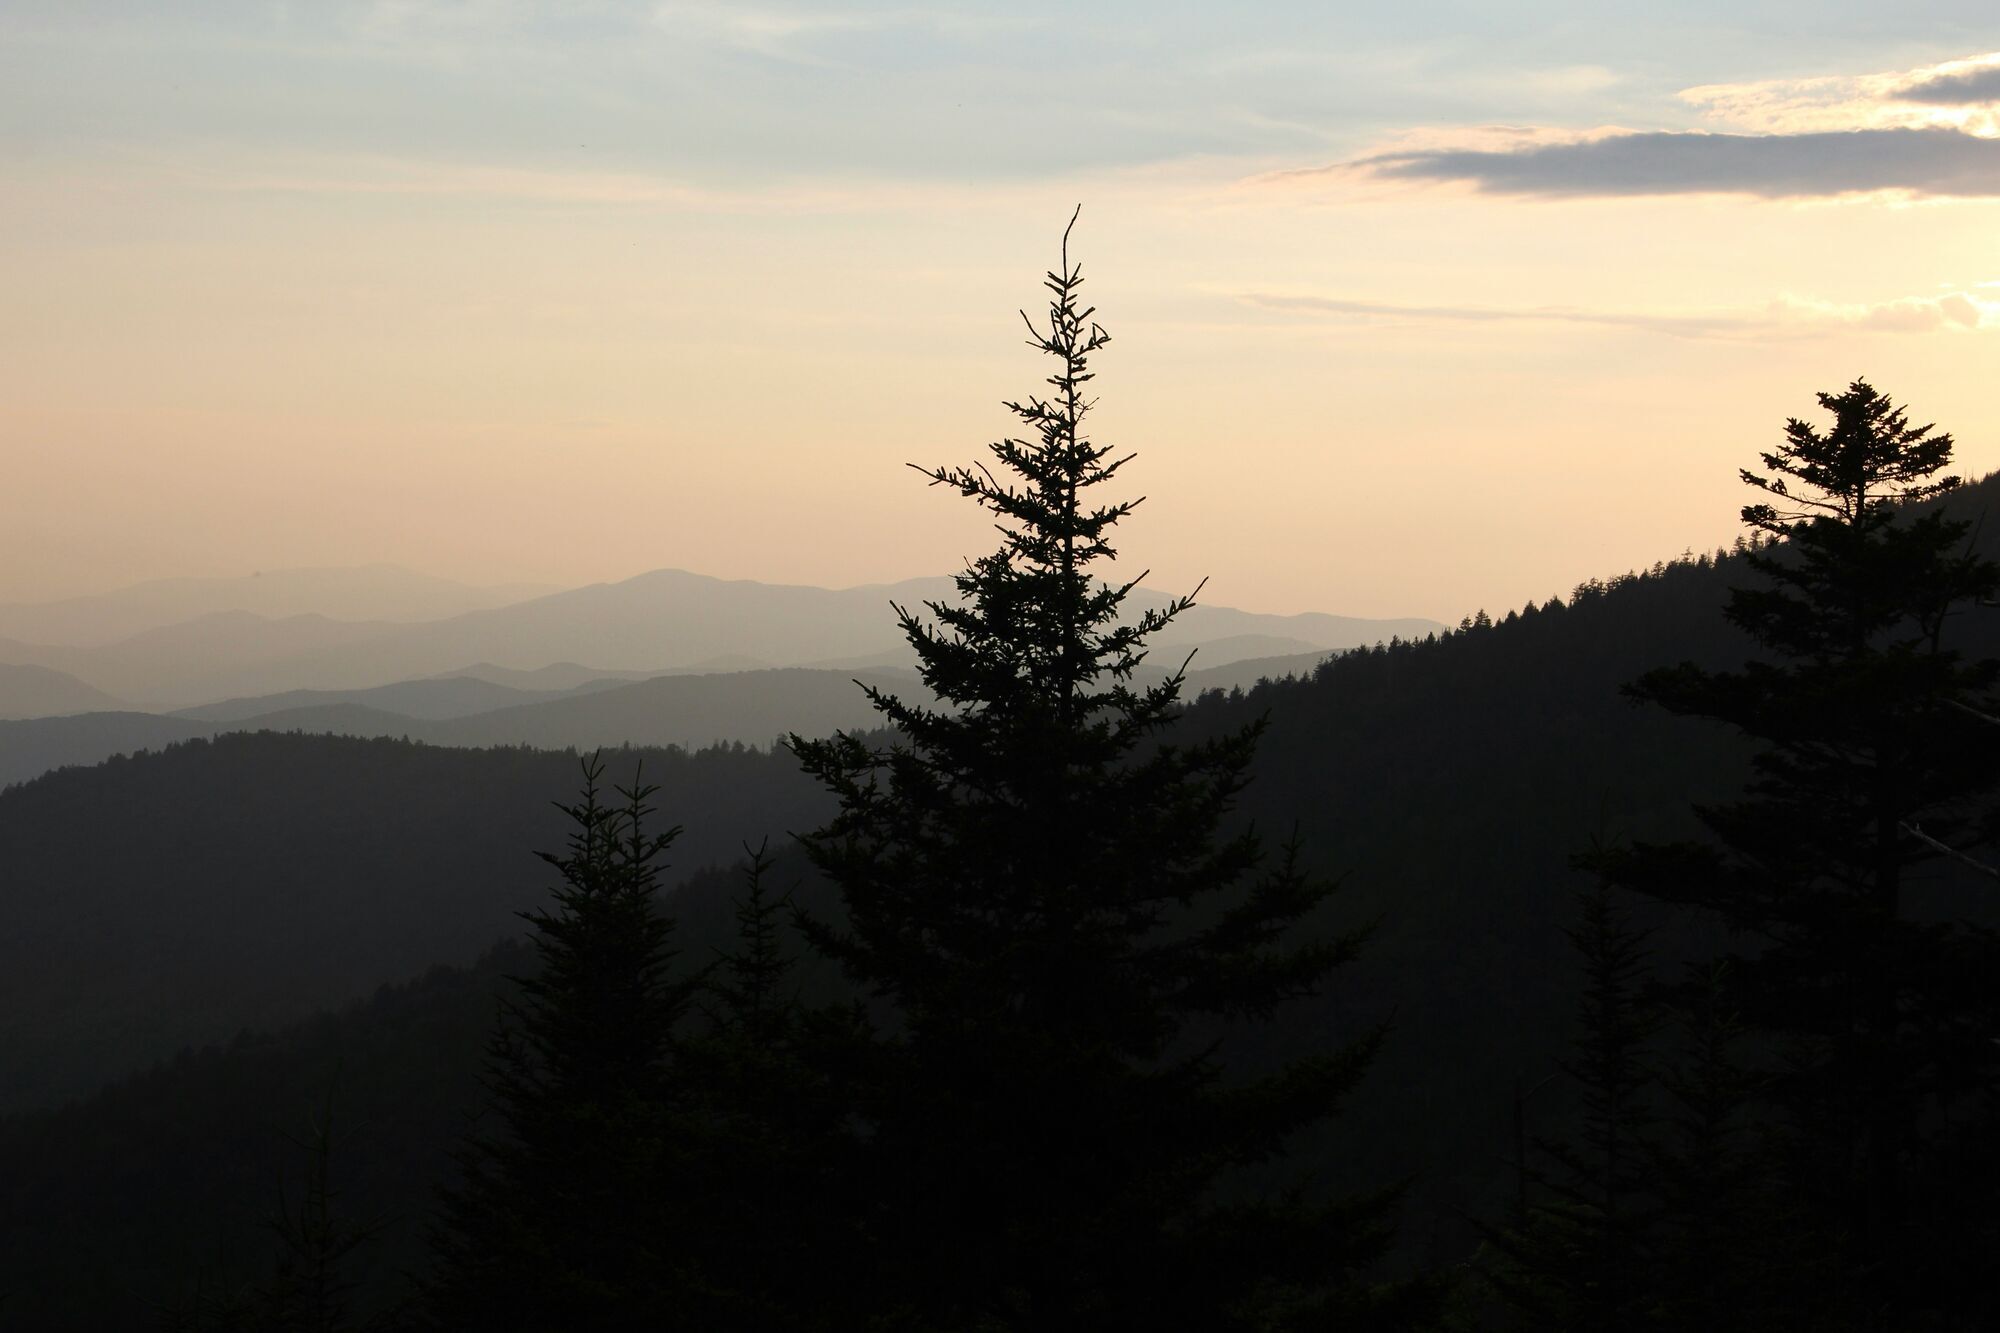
[1897,65,2000,106]
[1362,126,2000,198]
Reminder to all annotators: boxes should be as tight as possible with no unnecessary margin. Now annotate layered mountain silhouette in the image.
[0,529,1765,1116]
[0,612,401,705]
[172,674,621,724]
[0,564,550,647]
[0,567,1441,713]
[0,662,127,720]
[0,653,1337,792]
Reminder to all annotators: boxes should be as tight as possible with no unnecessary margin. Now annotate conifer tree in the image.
[1646,963,1787,1333]
[161,1084,388,1333]
[425,756,698,1330]
[675,843,869,1333]
[1603,380,2000,1320]
[790,214,1405,1331]
[1482,877,1660,1333]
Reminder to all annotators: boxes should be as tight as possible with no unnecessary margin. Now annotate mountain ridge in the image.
[0,564,553,647]
[0,568,1443,712]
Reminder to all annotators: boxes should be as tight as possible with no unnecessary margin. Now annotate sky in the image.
[4,2,1999,621]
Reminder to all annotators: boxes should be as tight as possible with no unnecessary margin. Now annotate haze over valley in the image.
[0,563,1439,789]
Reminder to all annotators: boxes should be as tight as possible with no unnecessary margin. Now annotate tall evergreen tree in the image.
[1603,380,2000,1322]
[1645,962,1788,1333]
[161,1081,390,1333]
[674,844,871,1333]
[425,756,699,1330]
[790,214,1407,1331]
[1482,877,1660,1333]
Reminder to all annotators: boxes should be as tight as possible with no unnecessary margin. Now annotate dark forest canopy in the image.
[0,733,829,1113]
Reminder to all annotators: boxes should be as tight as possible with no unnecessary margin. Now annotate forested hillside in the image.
[0,734,827,1112]
[5,479,1996,1328]
[0,533,1823,1323]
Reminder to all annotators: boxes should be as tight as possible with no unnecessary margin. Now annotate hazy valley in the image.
[0,565,1435,790]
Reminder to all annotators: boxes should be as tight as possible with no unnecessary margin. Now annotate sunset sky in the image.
[5,2,1998,620]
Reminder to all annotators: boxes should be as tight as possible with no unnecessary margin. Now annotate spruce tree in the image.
[674,843,870,1333]
[1482,877,1661,1333]
[1602,380,2000,1321]
[161,1087,388,1333]
[790,214,1404,1331]
[1646,963,1787,1333]
[425,756,699,1330]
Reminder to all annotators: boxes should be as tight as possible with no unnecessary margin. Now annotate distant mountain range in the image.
[0,652,1335,792]
[172,673,623,724]
[0,564,552,647]
[0,662,127,720]
[0,611,401,706]
[0,565,1440,714]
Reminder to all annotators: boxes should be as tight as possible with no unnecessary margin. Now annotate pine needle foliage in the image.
[424,755,698,1330]
[1604,380,2000,1321]
[1646,963,1787,1333]
[1480,878,1660,1333]
[160,1078,391,1333]
[675,843,871,1333]
[790,213,1403,1331]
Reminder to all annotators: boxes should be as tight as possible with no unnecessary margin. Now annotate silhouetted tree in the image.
[673,843,871,1332]
[790,214,1408,1331]
[424,756,699,1329]
[1603,380,2000,1322]
[1645,962,1788,1333]
[160,1077,391,1333]
[1482,877,1660,1333]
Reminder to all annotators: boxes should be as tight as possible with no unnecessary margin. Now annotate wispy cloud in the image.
[1237,288,2000,339]
[1681,52,2000,136]
[1278,51,2000,201]
[1237,292,1740,337]
[1357,126,2000,199]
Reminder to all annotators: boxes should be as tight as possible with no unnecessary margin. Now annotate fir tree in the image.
[424,755,699,1330]
[1645,963,1790,1333]
[161,1078,393,1333]
[675,843,871,1333]
[790,213,1406,1331]
[1482,876,1660,1333]
[1603,380,2000,1321]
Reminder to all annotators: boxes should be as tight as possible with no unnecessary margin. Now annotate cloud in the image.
[1678,52,2000,136]
[1236,288,2000,339]
[1896,61,2000,107]
[1271,50,2000,202]
[1355,126,2000,199]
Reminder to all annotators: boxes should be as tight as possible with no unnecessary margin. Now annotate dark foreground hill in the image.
[0,943,527,1328]
[0,733,828,1113]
